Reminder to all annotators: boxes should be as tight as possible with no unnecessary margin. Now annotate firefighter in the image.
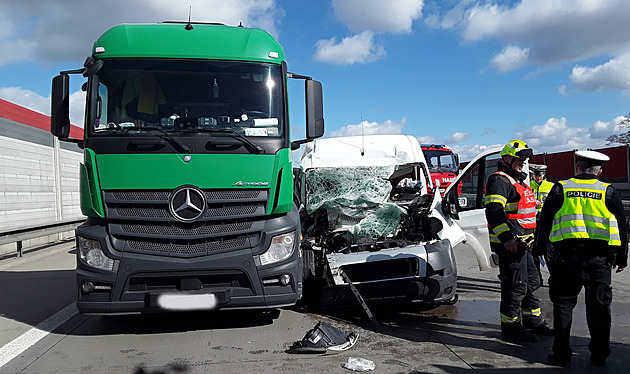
[536,150,628,368]
[485,140,553,343]
[530,164,554,286]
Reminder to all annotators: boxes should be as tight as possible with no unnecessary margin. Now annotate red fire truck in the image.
[421,144,460,195]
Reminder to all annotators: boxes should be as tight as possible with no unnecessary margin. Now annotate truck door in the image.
[443,149,502,270]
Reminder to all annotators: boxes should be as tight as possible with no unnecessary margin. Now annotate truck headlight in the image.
[256,231,296,266]
[78,237,118,272]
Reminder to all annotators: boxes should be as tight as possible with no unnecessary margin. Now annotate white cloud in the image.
[0,87,85,128]
[314,32,386,65]
[451,143,503,162]
[570,54,630,91]
[515,116,617,153]
[452,115,629,162]
[428,0,630,76]
[558,85,567,95]
[0,0,281,67]
[490,45,530,72]
[329,118,406,137]
[424,0,473,30]
[444,131,471,144]
[416,135,439,144]
[0,39,36,67]
[0,87,50,115]
[332,0,424,34]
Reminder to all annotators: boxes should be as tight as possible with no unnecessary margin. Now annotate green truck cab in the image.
[50,22,324,314]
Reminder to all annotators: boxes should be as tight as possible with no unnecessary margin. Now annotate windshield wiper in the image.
[196,128,264,154]
[131,126,191,153]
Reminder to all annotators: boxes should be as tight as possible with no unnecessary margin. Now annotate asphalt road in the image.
[1,240,629,373]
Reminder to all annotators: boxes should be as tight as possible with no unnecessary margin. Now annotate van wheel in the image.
[443,293,458,305]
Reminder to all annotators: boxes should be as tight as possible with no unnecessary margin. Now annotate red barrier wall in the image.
[0,98,83,139]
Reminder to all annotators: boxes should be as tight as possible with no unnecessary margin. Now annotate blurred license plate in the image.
[157,293,217,311]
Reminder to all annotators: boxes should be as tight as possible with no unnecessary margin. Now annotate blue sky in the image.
[1,0,630,161]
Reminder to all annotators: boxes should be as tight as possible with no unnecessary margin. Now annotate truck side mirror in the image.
[305,80,324,139]
[51,74,71,139]
[442,188,460,220]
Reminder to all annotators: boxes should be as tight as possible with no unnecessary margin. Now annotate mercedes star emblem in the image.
[169,185,206,222]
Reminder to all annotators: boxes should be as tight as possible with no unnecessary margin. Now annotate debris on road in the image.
[342,357,375,371]
[286,322,358,354]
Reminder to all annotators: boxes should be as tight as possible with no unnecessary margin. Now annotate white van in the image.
[296,135,478,307]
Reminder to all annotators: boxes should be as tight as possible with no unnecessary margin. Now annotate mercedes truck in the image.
[50,22,324,314]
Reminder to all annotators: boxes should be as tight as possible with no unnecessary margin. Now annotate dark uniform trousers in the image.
[493,243,542,324]
[547,248,612,361]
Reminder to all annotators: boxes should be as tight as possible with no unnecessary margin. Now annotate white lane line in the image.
[0,303,78,368]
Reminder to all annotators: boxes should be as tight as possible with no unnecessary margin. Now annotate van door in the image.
[443,148,502,270]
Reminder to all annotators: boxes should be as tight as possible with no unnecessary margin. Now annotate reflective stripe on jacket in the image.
[485,171,537,243]
[550,178,621,246]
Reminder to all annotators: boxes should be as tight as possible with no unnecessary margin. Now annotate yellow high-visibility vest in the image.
[530,179,554,211]
[550,178,620,246]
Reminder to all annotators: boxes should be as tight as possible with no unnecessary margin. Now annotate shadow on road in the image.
[0,268,75,326]
[77,308,282,336]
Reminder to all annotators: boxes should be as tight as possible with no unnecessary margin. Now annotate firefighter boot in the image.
[501,322,538,343]
[523,319,554,335]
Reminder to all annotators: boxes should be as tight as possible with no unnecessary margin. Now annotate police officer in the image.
[485,140,553,343]
[530,164,554,285]
[530,164,554,212]
[536,150,628,368]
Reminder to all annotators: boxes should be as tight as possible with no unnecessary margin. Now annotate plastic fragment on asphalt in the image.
[342,357,375,371]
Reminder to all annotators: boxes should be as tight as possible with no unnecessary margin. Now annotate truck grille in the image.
[103,189,268,258]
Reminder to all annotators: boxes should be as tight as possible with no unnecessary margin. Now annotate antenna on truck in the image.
[185,6,194,30]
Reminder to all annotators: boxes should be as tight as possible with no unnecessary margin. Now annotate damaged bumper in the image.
[324,239,457,305]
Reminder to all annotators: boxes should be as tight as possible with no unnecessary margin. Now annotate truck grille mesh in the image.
[119,222,253,236]
[128,237,249,256]
[103,189,268,258]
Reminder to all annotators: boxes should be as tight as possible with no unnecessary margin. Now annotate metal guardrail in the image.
[0,219,84,258]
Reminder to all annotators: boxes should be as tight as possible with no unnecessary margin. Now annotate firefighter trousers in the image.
[547,253,612,361]
[494,245,543,325]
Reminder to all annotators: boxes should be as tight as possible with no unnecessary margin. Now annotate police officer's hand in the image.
[503,238,519,253]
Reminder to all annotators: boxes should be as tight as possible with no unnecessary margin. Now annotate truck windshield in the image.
[424,150,458,174]
[89,59,284,138]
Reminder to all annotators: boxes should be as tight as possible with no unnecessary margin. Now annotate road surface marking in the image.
[0,303,77,368]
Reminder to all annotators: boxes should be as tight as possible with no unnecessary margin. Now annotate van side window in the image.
[455,153,501,211]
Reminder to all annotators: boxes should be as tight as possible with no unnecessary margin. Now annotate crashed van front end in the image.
[297,135,460,308]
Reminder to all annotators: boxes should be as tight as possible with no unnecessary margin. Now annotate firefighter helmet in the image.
[500,139,533,159]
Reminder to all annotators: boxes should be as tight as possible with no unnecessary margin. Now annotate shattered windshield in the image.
[89,59,284,138]
[424,150,458,173]
[304,166,408,240]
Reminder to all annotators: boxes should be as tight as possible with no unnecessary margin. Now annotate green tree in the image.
[606,113,630,145]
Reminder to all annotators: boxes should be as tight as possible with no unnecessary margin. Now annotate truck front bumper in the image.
[74,222,301,315]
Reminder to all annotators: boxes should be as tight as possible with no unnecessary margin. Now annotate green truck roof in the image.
[92,22,285,63]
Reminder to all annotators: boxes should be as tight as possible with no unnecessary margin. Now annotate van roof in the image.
[300,135,425,170]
